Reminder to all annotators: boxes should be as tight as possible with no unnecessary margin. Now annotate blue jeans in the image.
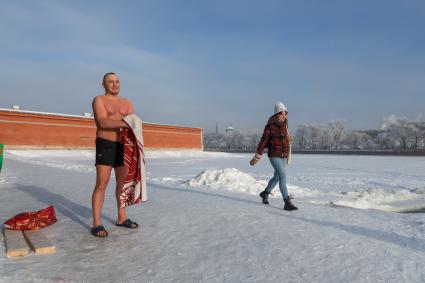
[264,157,289,199]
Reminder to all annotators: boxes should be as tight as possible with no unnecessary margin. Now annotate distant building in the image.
[225,123,235,135]
[0,107,203,150]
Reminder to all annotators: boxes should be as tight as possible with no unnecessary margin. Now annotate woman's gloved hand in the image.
[250,154,261,166]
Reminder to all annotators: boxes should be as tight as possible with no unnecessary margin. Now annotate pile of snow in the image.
[185,168,323,199]
[186,168,267,194]
[185,167,425,213]
[333,187,425,212]
[290,184,323,198]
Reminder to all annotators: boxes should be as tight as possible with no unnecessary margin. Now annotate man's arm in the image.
[128,100,134,115]
[92,97,127,129]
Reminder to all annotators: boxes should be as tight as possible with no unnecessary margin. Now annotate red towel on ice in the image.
[3,205,57,230]
[119,114,147,208]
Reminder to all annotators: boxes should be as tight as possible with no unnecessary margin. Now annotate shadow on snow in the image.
[14,184,115,231]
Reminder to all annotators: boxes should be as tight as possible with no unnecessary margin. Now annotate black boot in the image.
[259,190,270,205]
[284,197,298,211]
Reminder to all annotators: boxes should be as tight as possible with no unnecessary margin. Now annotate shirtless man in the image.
[91,72,139,237]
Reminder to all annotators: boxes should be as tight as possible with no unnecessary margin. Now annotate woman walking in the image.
[250,101,297,211]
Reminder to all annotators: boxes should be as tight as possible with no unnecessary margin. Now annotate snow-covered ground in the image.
[1,150,425,282]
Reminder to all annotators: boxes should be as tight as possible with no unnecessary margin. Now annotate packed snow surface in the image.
[2,150,425,282]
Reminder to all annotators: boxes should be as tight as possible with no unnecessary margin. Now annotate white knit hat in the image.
[274,101,288,114]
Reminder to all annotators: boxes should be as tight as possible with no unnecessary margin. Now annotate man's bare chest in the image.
[104,100,129,117]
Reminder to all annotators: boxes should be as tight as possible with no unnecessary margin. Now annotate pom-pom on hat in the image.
[274,101,288,114]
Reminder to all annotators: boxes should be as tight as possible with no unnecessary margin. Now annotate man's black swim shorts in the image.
[95,137,124,168]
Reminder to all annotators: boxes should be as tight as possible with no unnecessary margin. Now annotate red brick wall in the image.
[0,110,203,150]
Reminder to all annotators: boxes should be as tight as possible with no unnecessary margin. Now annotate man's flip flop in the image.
[116,219,139,229]
[91,225,108,237]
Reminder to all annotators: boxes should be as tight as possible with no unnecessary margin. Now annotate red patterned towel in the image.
[3,205,57,230]
[119,114,147,207]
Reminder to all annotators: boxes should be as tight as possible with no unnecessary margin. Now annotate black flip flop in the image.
[91,225,108,237]
[116,219,139,229]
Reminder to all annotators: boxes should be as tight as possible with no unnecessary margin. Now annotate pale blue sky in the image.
[1,0,424,132]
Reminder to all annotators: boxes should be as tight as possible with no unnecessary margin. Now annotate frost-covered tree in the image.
[342,131,365,150]
[380,115,425,149]
[203,133,227,149]
[357,130,381,150]
[327,119,345,150]
[294,122,341,150]
[294,124,308,150]
[206,115,425,152]
[203,130,261,151]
